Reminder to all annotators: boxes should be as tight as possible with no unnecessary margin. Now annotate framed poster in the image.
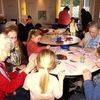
[38,10,47,20]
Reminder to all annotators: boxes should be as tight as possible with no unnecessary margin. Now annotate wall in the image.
[2,0,99,24]
[93,0,100,21]
[90,0,100,21]
[26,0,56,25]
[0,0,2,15]
[3,0,19,21]
[0,0,4,16]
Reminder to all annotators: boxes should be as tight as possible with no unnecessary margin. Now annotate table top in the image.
[50,47,99,76]
[40,35,80,46]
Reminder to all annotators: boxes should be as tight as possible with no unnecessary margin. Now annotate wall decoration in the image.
[38,10,47,20]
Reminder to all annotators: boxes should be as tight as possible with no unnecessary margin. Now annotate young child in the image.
[23,49,65,100]
[69,17,78,36]
[83,45,100,100]
[27,29,50,57]
[35,23,49,34]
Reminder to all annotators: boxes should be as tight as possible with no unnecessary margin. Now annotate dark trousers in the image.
[5,88,30,100]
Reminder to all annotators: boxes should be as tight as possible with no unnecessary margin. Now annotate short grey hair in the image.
[88,21,100,30]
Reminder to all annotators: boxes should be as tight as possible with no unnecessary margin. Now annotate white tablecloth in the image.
[50,47,99,76]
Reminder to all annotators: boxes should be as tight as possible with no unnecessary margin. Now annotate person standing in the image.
[25,15,34,36]
[81,8,92,31]
[17,15,29,43]
[58,6,71,28]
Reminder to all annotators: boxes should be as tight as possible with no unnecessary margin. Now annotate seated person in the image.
[83,45,100,100]
[0,33,35,100]
[35,23,48,34]
[27,29,50,57]
[23,49,65,100]
[79,21,100,48]
[4,25,27,72]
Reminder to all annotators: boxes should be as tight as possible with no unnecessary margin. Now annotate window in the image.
[61,0,80,18]
[83,0,90,11]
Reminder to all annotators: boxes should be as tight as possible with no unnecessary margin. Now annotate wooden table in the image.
[40,35,80,46]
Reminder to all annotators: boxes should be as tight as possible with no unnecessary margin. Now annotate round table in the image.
[50,47,99,76]
[40,35,80,46]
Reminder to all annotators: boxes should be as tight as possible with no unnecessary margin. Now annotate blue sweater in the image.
[84,80,100,100]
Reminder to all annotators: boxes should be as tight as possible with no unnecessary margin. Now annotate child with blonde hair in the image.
[27,29,50,57]
[23,49,65,100]
[70,17,78,36]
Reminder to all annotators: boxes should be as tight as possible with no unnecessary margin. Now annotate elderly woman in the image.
[0,33,35,100]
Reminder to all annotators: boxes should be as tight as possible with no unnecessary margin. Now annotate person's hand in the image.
[84,48,95,52]
[96,61,100,68]
[22,42,26,46]
[46,45,50,49]
[58,70,65,80]
[17,65,26,69]
[23,60,36,74]
[83,69,92,81]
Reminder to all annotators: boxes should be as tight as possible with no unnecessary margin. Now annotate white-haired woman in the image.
[0,33,35,100]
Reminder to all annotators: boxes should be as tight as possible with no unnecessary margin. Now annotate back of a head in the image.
[64,6,70,11]
[71,17,75,22]
[28,15,32,19]
[36,49,56,93]
[81,8,86,13]
[36,49,56,70]
[35,23,42,29]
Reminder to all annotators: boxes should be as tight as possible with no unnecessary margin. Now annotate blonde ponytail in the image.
[36,49,56,93]
[39,69,49,93]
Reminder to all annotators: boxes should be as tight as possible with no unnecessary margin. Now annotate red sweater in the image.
[0,62,27,100]
[27,40,47,56]
[58,9,71,25]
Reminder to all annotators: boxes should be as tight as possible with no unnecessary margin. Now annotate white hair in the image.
[0,33,14,51]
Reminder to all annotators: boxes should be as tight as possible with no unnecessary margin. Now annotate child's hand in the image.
[22,60,36,74]
[83,69,92,81]
[46,45,50,49]
[58,70,65,80]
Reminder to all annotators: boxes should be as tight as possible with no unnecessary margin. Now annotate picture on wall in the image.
[38,10,47,20]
